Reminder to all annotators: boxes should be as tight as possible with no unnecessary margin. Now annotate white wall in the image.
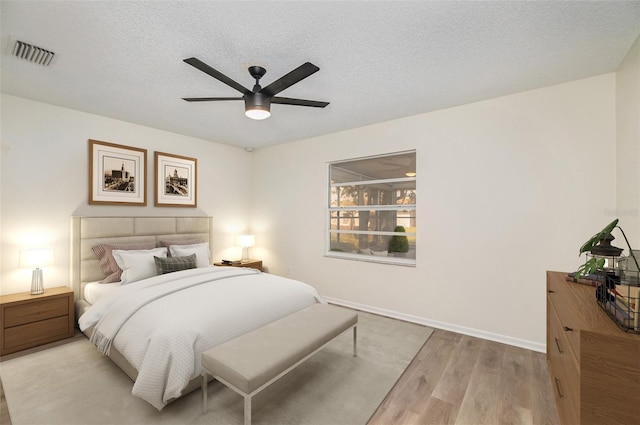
[252,74,617,350]
[616,34,640,249]
[0,71,626,350]
[0,94,253,294]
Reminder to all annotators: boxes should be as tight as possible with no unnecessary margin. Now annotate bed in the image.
[71,216,323,410]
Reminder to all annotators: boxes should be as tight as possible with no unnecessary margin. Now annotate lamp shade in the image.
[19,248,54,268]
[236,235,255,248]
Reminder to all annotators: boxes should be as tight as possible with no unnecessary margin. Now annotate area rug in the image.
[1,309,432,425]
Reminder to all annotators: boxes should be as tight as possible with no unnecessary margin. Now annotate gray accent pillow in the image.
[154,254,197,275]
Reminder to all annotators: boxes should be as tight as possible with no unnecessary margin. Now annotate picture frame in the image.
[88,139,147,206]
[154,151,197,207]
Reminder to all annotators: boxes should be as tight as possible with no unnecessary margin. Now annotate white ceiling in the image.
[1,1,639,150]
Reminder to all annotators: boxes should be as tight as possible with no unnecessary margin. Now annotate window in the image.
[327,151,416,266]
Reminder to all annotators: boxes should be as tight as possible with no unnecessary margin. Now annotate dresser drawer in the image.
[3,296,69,327]
[547,292,587,361]
[3,315,71,352]
[548,300,580,363]
[548,344,580,425]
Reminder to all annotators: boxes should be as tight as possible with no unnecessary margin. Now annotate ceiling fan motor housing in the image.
[245,92,271,111]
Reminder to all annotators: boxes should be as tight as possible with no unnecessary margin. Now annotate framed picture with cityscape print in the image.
[154,151,197,207]
[88,139,147,206]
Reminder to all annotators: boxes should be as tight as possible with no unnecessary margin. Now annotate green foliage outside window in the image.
[388,226,409,253]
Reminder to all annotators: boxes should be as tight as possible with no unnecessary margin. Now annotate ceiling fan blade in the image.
[271,97,329,108]
[182,97,243,102]
[261,62,320,97]
[183,58,250,95]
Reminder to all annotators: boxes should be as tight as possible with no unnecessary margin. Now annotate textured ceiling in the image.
[1,1,639,150]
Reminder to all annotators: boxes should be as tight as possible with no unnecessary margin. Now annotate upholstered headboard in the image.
[70,216,213,302]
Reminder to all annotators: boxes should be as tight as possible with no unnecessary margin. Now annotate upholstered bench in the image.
[201,303,358,425]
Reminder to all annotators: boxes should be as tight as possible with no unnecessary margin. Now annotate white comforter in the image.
[79,267,324,410]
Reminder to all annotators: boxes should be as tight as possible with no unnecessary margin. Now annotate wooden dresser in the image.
[0,286,74,355]
[546,271,640,425]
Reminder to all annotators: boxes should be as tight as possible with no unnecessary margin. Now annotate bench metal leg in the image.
[244,394,252,425]
[353,326,357,356]
[202,372,208,414]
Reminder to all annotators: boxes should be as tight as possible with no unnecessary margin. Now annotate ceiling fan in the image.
[182,58,330,120]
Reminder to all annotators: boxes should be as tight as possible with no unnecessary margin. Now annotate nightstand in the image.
[214,259,263,272]
[0,286,75,355]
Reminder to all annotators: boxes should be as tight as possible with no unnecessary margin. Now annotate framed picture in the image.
[88,139,147,206]
[154,151,197,207]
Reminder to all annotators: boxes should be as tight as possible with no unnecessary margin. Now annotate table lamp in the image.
[236,235,255,263]
[19,247,54,295]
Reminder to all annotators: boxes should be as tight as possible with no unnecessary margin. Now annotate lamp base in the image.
[241,247,250,263]
[31,268,44,295]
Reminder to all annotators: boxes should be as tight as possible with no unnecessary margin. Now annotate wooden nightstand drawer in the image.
[4,296,69,327]
[0,286,74,355]
[3,316,71,352]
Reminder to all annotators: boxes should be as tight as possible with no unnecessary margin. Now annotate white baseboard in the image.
[323,296,546,353]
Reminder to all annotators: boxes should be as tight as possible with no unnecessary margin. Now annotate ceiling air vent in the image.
[12,40,55,66]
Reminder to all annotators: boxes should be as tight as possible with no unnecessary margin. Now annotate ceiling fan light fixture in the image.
[245,106,271,120]
[244,93,271,120]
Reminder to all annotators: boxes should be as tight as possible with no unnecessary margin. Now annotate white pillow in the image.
[169,242,210,268]
[112,247,168,284]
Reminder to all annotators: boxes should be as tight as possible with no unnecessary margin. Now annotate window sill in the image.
[324,252,416,267]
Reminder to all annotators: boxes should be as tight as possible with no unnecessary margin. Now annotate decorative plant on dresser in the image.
[546,219,640,425]
[573,218,640,333]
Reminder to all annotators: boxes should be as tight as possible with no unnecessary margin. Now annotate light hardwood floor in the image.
[368,329,559,425]
[0,328,559,425]
[0,378,9,425]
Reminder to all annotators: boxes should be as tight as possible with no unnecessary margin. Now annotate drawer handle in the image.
[548,289,555,293]
[554,337,563,354]
[555,378,564,399]
[563,326,573,332]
